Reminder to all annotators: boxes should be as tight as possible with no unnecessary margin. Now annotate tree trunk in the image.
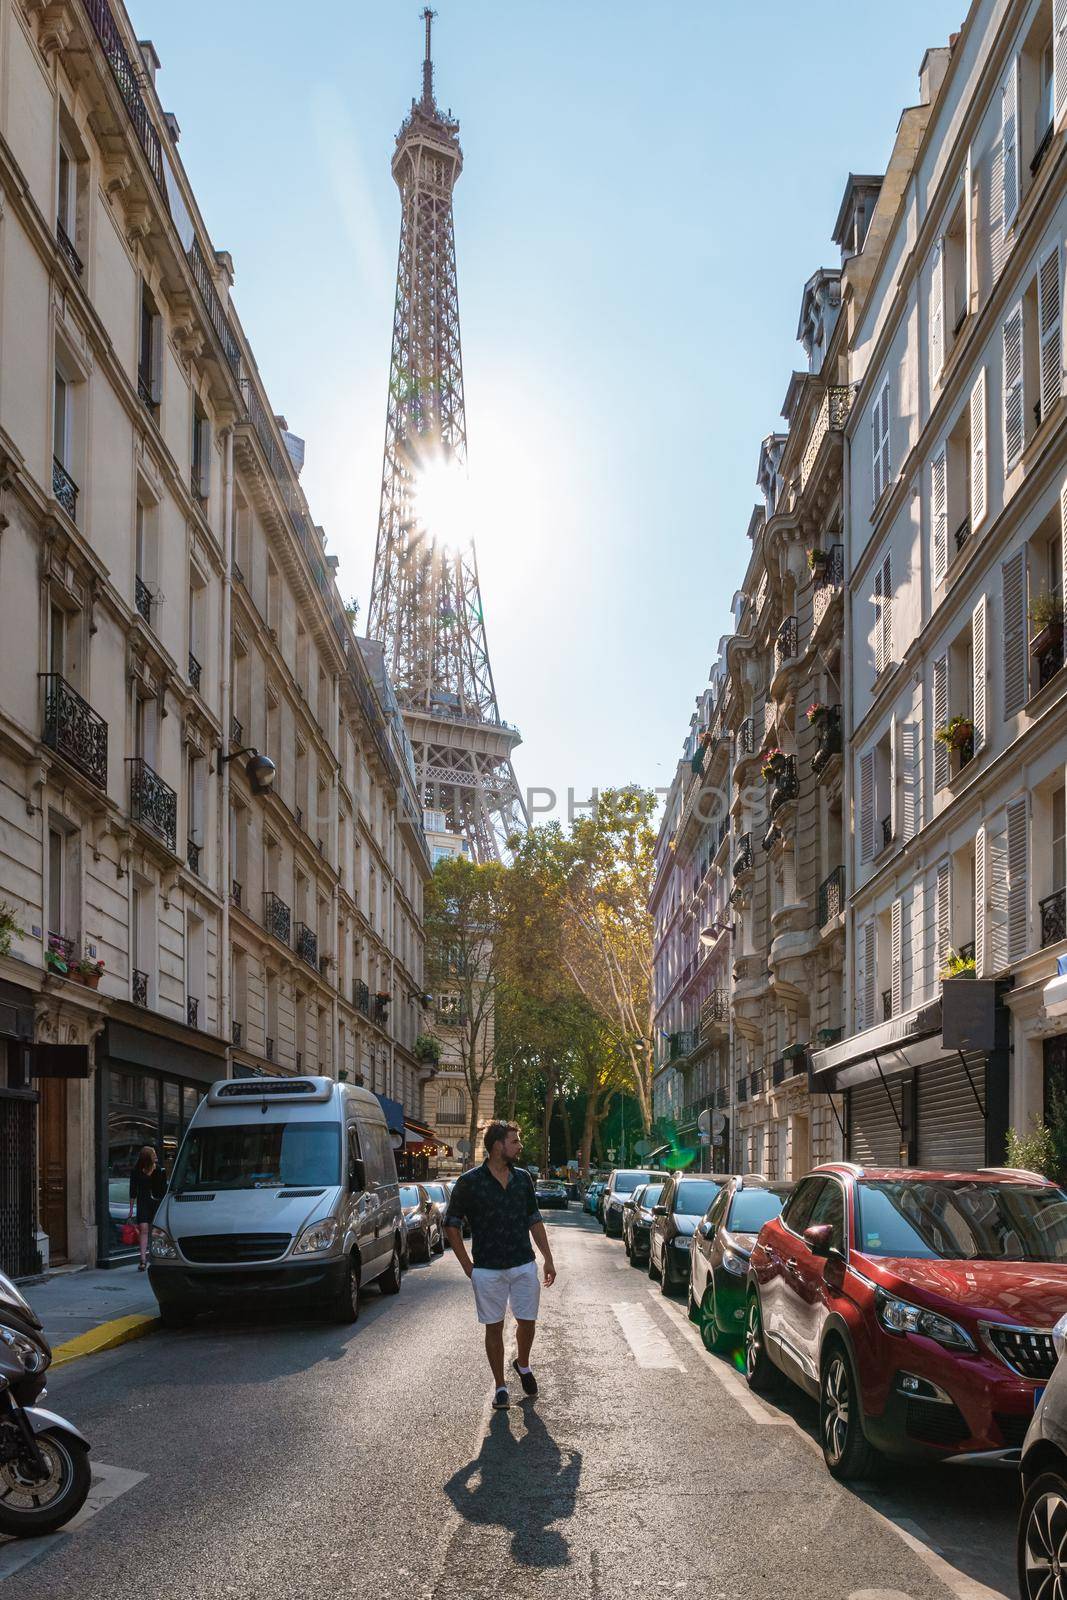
[541,1071,557,1172]
[505,1071,518,1123]
[579,1092,598,1179]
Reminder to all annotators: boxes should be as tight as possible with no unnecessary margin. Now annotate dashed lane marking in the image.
[648,1288,785,1424]
[0,1462,147,1582]
[612,1302,686,1370]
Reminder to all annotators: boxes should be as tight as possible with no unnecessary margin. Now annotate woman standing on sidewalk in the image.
[129,1147,166,1270]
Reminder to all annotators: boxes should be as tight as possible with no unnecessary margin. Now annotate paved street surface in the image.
[5,1210,1019,1600]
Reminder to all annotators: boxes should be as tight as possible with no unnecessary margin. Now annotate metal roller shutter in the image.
[848,1078,904,1167]
[916,1055,986,1172]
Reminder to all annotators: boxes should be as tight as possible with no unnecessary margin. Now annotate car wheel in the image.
[647,1245,659,1281]
[660,1254,675,1296]
[629,1245,645,1269]
[686,1277,699,1322]
[700,1285,732,1354]
[744,1293,780,1394]
[624,1231,632,1258]
[332,1253,361,1324]
[820,1341,876,1481]
[1018,1469,1067,1600]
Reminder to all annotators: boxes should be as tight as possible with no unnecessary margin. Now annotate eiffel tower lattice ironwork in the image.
[367,9,525,863]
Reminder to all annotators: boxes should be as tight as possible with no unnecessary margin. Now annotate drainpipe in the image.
[219,426,234,1073]
[330,671,340,1078]
[838,420,853,1161]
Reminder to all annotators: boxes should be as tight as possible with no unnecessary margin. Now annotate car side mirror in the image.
[349,1158,367,1193]
[652,1204,668,1217]
[804,1223,833,1257]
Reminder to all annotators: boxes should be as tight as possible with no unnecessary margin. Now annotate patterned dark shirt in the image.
[444,1162,543,1270]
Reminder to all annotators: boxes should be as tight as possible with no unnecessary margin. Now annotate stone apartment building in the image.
[814,3,1067,1164]
[0,0,432,1275]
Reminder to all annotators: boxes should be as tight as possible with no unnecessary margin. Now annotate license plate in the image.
[1035,1385,1046,1411]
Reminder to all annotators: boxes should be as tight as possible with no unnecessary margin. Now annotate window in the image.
[53,369,70,468]
[872,549,892,674]
[871,379,891,503]
[138,281,162,415]
[944,185,969,344]
[191,398,211,502]
[135,498,158,624]
[57,141,75,238]
[1053,786,1066,894]
[188,567,206,687]
[806,1178,845,1254]
[186,751,204,864]
[781,1177,825,1236]
[135,691,159,767]
[1004,301,1025,469]
[47,821,77,945]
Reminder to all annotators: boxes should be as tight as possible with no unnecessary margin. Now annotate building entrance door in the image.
[38,1075,68,1263]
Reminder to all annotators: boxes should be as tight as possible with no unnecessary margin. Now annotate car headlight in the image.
[292,1218,341,1256]
[149,1226,178,1260]
[1054,1312,1067,1360]
[673,1235,691,1249]
[0,1325,46,1374]
[876,1291,974,1350]
[721,1248,747,1276]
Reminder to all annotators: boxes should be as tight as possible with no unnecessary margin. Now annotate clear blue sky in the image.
[134,0,964,825]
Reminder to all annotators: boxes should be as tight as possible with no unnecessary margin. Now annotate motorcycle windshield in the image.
[0,1269,40,1329]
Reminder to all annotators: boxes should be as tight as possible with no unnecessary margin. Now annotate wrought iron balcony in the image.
[880,814,893,850]
[56,218,83,276]
[188,652,202,693]
[295,1051,302,1072]
[954,517,971,555]
[187,237,241,377]
[818,865,845,928]
[811,706,842,776]
[41,674,108,789]
[295,805,304,829]
[231,715,243,746]
[733,832,753,879]
[232,1019,242,1046]
[295,922,318,969]
[882,990,893,1021]
[736,718,755,759]
[736,1077,748,1104]
[264,892,291,945]
[186,996,199,1029]
[775,615,798,671]
[128,758,177,853]
[800,387,852,489]
[772,1056,785,1086]
[48,932,76,965]
[187,839,201,875]
[132,968,148,1006]
[812,542,845,630]
[750,1070,763,1098]
[354,980,370,1016]
[135,575,152,624]
[265,1036,274,1062]
[1032,624,1065,693]
[1041,889,1066,949]
[715,1086,727,1108]
[669,1028,698,1062]
[231,879,242,908]
[958,941,976,963]
[768,755,799,815]
[81,0,166,194]
[52,456,77,520]
[701,988,729,1034]
[137,370,156,415]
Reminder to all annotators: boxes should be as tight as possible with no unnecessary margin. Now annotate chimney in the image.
[137,40,161,85]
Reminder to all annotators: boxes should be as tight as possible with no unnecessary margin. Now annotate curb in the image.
[50,1313,160,1368]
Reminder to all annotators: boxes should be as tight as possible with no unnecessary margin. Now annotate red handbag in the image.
[119,1221,139,1246]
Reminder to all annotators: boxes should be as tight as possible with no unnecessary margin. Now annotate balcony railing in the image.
[295,922,318,969]
[188,651,202,693]
[880,814,893,850]
[264,892,291,945]
[137,370,156,415]
[128,758,177,852]
[772,1056,785,1087]
[354,980,370,1015]
[715,1086,727,1108]
[818,865,845,928]
[1033,625,1065,693]
[187,237,241,377]
[733,832,753,878]
[187,839,201,875]
[1041,889,1066,949]
[231,879,242,908]
[437,1111,469,1126]
[132,968,148,1006]
[812,542,845,630]
[56,219,83,276]
[231,715,243,746]
[736,1077,748,1104]
[775,615,798,671]
[669,1029,698,1062]
[265,1036,274,1062]
[81,0,166,195]
[232,1020,242,1046]
[701,989,729,1033]
[811,706,842,776]
[882,990,893,1021]
[800,387,852,489]
[768,755,799,815]
[186,996,199,1029]
[750,1070,763,1098]
[954,516,970,555]
[52,457,77,520]
[135,575,152,624]
[736,718,755,758]
[41,674,108,789]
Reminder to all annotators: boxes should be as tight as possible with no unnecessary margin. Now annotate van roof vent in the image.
[208,1076,333,1105]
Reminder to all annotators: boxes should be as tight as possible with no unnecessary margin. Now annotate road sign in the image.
[711,1111,726,1136]
[606,1148,616,1162]
[633,1139,653,1158]
[699,1132,711,1145]
[696,1110,711,1135]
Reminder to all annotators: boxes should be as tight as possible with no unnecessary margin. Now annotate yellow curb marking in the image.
[50,1312,159,1367]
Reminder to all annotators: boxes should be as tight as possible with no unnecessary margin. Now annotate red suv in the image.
[745,1163,1067,1480]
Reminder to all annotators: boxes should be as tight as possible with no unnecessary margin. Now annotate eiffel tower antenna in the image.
[367,11,526,863]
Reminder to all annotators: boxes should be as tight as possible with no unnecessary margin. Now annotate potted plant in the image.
[0,902,23,959]
[413,1034,441,1068]
[74,955,105,990]
[807,546,828,577]
[760,747,788,782]
[935,715,974,756]
[1029,587,1065,657]
[44,935,71,976]
[805,702,830,725]
[782,1042,808,1063]
[940,947,977,980]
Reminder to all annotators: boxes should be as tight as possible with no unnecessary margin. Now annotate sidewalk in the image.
[26,1266,159,1364]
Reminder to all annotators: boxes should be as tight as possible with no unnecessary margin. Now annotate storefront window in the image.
[105,1072,159,1256]
[162,1080,181,1168]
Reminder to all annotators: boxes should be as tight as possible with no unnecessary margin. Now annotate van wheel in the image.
[333,1254,361,1324]
[379,1245,402,1296]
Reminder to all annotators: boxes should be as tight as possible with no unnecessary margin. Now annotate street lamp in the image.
[219,745,277,796]
[699,920,730,948]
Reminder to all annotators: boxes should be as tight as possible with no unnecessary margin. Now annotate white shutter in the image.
[964,149,974,317]
[932,444,948,585]
[975,825,988,976]
[855,919,867,1031]
[1007,795,1030,963]
[930,239,945,387]
[988,826,1010,974]
[195,416,212,500]
[936,861,951,980]
[1003,302,1024,469]
[891,898,902,1017]
[889,712,899,843]
[1002,548,1028,716]
[873,565,884,675]
[871,399,882,504]
[933,654,949,790]
[1002,56,1020,234]
[969,369,987,531]
[1056,0,1067,129]
[880,384,891,497]
[859,750,875,864]
[901,721,921,841]
[972,594,988,752]
[863,920,877,1032]
[1038,243,1063,422]
[881,551,893,670]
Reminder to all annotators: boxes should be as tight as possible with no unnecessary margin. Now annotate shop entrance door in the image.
[39,1076,68,1263]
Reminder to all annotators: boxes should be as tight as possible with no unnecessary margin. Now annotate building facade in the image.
[0,0,431,1274]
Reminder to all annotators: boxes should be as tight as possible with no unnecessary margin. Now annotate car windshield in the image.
[423,1184,447,1202]
[399,1186,421,1208]
[673,1180,721,1215]
[856,1179,1067,1261]
[613,1172,653,1195]
[172,1123,340,1191]
[728,1188,789,1233]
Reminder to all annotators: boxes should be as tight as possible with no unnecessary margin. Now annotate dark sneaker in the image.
[492,1386,510,1410]
[512,1359,538,1397]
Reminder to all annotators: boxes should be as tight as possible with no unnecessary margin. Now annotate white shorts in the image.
[470,1261,541,1325]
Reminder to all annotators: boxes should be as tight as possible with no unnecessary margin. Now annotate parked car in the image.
[535,1180,570,1210]
[602,1169,662,1237]
[648,1175,724,1294]
[745,1163,1067,1480]
[421,1181,451,1225]
[623,1181,666,1268]
[583,1182,605,1216]
[399,1182,442,1264]
[688,1177,791,1350]
[1017,1312,1067,1600]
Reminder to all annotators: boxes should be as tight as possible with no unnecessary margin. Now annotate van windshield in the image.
[172,1123,341,1192]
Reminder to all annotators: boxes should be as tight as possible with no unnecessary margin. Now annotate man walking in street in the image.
[444,1121,557,1410]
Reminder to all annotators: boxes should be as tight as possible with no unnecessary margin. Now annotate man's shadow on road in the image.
[443,1405,581,1568]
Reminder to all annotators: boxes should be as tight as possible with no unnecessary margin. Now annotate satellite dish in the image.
[711,1111,726,1135]
[633,1139,653,1158]
[696,1110,712,1135]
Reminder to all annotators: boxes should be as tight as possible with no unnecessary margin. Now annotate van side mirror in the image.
[349,1157,367,1193]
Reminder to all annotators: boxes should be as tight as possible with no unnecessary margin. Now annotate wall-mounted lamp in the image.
[219,745,277,796]
[699,921,730,948]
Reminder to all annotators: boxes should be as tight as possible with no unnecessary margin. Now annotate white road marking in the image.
[648,1289,786,1425]
[612,1302,685,1370]
[0,1461,146,1581]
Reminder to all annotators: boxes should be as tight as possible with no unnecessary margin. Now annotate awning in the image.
[375,1093,405,1137]
[1044,954,1067,1019]
[809,996,991,1095]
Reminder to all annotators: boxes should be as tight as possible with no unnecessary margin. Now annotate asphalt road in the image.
[3,1209,1021,1600]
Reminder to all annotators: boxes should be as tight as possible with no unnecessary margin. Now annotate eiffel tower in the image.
[367,9,525,863]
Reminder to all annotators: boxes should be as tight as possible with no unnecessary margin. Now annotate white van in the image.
[148,1077,402,1326]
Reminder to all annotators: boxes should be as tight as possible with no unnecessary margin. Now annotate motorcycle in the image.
[0,1268,91,1537]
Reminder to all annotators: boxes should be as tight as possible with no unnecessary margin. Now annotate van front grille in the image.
[178,1232,291,1263]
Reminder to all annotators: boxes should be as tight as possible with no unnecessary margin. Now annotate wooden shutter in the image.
[1002,548,1028,716]
[901,721,921,841]
[930,239,945,386]
[976,825,988,976]
[873,565,884,675]
[1038,243,1063,422]
[933,653,949,790]
[889,712,899,842]
[932,444,948,586]
[858,919,877,1032]
[969,369,987,531]
[1007,795,1030,963]
[1003,302,1024,469]
[1002,56,1020,233]
[1056,0,1067,128]
[988,825,1010,974]
[859,750,875,863]
[881,551,893,670]
[891,898,902,1017]
[972,594,988,752]
[936,861,951,980]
